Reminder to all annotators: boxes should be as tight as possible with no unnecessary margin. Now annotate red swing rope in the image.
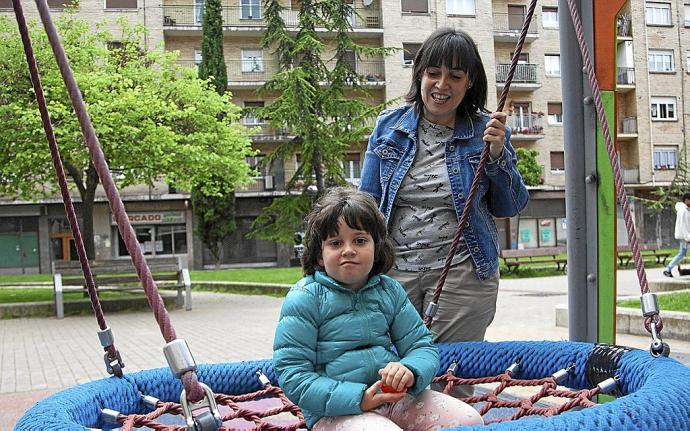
[14,0,205,402]
[424,0,538,327]
[11,0,123,376]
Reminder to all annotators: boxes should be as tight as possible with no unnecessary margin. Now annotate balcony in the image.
[507,113,544,141]
[617,67,635,91]
[245,123,295,143]
[176,59,279,88]
[495,63,540,91]
[492,13,539,43]
[162,5,382,32]
[622,168,640,184]
[324,60,386,86]
[618,116,638,140]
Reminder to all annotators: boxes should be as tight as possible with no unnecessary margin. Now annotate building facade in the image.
[1,0,688,273]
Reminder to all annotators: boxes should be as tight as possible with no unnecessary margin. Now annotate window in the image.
[0,0,10,8]
[550,151,565,171]
[194,49,202,65]
[544,54,560,76]
[542,6,558,28]
[116,225,187,256]
[401,0,427,13]
[508,5,525,30]
[344,153,362,185]
[194,0,204,24]
[241,49,263,73]
[241,0,261,19]
[246,154,267,177]
[645,2,672,25]
[650,96,677,120]
[687,52,690,71]
[653,146,677,169]
[447,0,474,15]
[685,4,690,26]
[243,101,266,125]
[47,0,75,7]
[648,49,674,72]
[105,0,136,9]
[547,103,562,125]
[402,43,421,66]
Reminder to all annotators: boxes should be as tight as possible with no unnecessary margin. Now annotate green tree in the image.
[0,15,254,258]
[249,0,395,242]
[198,0,227,95]
[193,0,238,266]
[515,147,542,186]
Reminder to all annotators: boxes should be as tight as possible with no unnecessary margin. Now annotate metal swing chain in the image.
[22,0,220,427]
[11,0,124,377]
[424,0,538,327]
[564,0,668,357]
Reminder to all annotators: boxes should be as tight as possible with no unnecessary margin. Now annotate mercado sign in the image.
[111,211,186,225]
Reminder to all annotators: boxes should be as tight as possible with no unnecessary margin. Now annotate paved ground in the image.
[2,267,689,429]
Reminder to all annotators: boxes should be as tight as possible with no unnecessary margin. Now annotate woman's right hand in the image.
[360,381,407,411]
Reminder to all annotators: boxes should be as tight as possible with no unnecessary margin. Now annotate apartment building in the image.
[1,0,688,273]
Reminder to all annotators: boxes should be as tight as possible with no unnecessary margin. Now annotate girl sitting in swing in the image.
[273,187,482,430]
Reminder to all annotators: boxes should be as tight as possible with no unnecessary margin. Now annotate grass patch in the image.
[190,267,303,284]
[618,292,690,313]
[0,274,51,284]
[193,284,289,298]
[0,288,142,304]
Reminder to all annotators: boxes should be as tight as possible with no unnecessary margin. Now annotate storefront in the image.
[111,210,189,258]
[0,206,42,274]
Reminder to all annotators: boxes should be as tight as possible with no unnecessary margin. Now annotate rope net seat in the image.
[16,340,690,430]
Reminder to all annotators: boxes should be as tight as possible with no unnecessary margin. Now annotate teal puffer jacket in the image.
[273,271,439,428]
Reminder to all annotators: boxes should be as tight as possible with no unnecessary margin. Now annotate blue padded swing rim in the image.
[15,340,690,431]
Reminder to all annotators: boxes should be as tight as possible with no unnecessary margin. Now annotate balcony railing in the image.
[162,5,382,29]
[324,60,385,83]
[492,13,539,34]
[496,63,538,83]
[617,67,635,85]
[507,113,544,135]
[237,175,275,193]
[176,59,280,83]
[619,116,637,134]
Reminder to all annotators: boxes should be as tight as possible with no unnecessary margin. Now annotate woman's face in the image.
[420,65,472,127]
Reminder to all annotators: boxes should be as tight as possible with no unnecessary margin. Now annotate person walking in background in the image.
[359,28,528,350]
[664,192,690,277]
[273,187,483,430]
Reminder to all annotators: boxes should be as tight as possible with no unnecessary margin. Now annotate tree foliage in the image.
[198,0,227,95]
[0,15,254,257]
[248,0,395,242]
[515,147,542,186]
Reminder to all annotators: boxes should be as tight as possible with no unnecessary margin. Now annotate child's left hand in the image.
[378,362,414,393]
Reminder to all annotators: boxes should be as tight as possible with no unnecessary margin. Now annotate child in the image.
[273,187,483,430]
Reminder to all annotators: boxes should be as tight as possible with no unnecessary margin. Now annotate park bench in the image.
[616,245,671,268]
[51,257,191,319]
[499,246,567,273]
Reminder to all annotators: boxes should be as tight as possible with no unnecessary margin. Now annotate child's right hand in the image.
[360,380,407,411]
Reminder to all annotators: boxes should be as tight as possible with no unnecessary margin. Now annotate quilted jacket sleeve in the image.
[383,276,439,395]
[273,285,367,419]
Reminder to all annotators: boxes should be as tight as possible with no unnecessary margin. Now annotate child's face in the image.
[318,217,375,292]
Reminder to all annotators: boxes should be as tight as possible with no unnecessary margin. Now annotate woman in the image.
[359,27,528,350]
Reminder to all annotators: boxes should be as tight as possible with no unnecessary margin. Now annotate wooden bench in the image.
[500,247,567,273]
[52,257,191,319]
[616,245,671,268]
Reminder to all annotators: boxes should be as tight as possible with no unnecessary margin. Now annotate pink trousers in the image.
[312,389,483,431]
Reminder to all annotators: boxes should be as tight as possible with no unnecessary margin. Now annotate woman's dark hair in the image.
[301,187,395,276]
[404,27,488,119]
[682,192,690,202]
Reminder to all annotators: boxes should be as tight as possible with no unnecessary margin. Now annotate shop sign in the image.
[111,211,186,225]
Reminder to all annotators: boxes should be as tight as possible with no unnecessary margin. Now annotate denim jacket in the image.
[359,105,529,280]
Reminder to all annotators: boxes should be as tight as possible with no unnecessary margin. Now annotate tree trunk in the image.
[81,165,100,260]
[313,149,325,196]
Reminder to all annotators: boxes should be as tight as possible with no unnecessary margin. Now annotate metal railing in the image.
[507,113,544,135]
[622,168,639,183]
[619,116,637,134]
[492,12,539,34]
[162,5,382,29]
[617,67,635,85]
[237,175,275,193]
[176,59,280,83]
[324,60,385,83]
[496,63,538,83]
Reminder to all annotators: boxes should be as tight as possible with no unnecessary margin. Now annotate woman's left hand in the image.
[484,111,507,160]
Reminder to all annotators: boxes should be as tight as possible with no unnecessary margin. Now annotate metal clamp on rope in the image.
[424,302,439,320]
[446,361,458,375]
[164,339,197,377]
[101,408,121,425]
[506,361,520,376]
[180,383,222,431]
[256,369,271,387]
[98,327,125,377]
[640,293,670,358]
[141,394,160,409]
[596,376,619,394]
[552,363,575,384]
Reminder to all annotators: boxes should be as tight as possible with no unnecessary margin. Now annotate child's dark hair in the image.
[302,187,395,276]
[404,27,488,119]
[683,192,690,202]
